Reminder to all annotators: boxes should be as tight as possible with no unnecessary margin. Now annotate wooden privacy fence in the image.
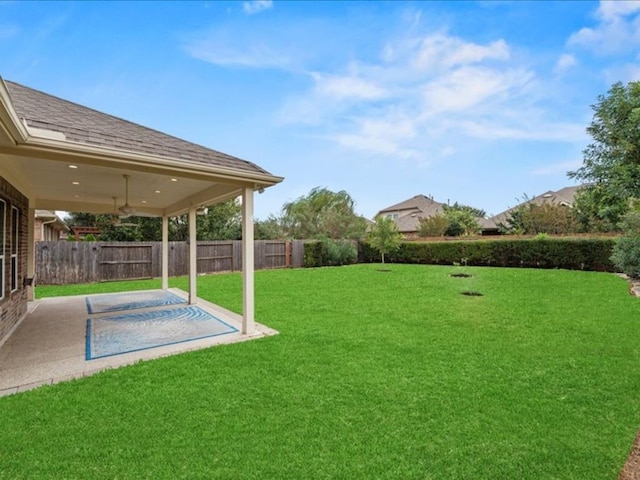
[35,240,306,285]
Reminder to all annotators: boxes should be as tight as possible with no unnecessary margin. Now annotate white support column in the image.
[242,187,255,334]
[188,206,197,305]
[27,208,35,302]
[161,215,169,290]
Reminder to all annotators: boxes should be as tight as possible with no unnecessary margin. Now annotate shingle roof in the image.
[5,80,271,176]
[376,194,447,233]
[489,186,582,226]
[377,194,446,216]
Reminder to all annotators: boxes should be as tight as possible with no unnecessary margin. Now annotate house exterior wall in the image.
[0,176,28,346]
[34,218,64,241]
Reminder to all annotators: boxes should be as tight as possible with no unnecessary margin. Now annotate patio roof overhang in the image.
[0,78,283,217]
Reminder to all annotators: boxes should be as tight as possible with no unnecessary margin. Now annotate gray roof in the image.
[377,194,446,216]
[376,194,447,233]
[5,80,271,176]
[490,186,582,227]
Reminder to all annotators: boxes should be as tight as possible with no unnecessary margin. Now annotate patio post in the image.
[161,215,169,290]
[27,208,35,301]
[242,186,255,334]
[188,206,197,305]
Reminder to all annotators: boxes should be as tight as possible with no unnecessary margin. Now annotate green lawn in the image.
[3,264,640,479]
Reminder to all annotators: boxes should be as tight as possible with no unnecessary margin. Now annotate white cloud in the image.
[312,72,387,100]
[274,28,586,166]
[597,0,640,20]
[184,30,290,69]
[568,0,640,54]
[243,0,273,15]
[414,34,509,71]
[554,53,577,74]
[422,66,533,114]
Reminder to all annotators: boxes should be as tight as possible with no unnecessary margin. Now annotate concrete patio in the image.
[0,289,277,397]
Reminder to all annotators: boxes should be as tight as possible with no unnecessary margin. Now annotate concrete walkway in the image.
[0,289,277,397]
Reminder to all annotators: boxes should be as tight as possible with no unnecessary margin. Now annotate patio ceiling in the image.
[0,78,282,217]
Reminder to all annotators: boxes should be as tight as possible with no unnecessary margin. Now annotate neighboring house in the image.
[34,210,69,241]
[486,186,582,233]
[0,77,282,346]
[375,194,447,236]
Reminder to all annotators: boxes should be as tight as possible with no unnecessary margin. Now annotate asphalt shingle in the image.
[5,80,272,176]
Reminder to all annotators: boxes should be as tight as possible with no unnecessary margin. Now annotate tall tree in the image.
[281,187,367,239]
[569,81,640,226]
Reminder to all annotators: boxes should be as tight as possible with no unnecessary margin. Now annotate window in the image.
[0,200,5,299]
[11,206,18,292]
[386,213,398,220]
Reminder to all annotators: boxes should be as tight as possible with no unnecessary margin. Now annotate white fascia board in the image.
[0,78,28,143]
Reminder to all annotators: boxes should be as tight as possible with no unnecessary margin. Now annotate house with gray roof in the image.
[0,77,282,348]
[375,194,447,236]
[487,185,582,232]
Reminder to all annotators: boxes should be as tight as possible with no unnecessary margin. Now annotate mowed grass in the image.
[4,264,640,479]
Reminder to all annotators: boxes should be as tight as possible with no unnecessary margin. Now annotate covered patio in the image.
[0,78,282,393]
[0,289,277,396]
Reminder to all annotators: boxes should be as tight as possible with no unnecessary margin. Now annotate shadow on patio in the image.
[0,289,277,397]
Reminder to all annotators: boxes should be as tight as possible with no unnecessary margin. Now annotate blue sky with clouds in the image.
[1,0,639,219]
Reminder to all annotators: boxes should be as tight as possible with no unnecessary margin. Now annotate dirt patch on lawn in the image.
[620,431,640,479]
[619,275,640,479]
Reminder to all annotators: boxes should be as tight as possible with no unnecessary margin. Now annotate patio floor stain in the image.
[85,290,186,314]
[86,305,238,360]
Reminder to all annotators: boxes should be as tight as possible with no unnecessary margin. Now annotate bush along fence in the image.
[357,238,616,272]
[36,240,306,285]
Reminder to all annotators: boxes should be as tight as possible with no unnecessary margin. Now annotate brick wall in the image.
[0,176,28,345]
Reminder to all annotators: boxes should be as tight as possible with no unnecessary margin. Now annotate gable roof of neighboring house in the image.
[4,80,270,177]
[489,185,582,228]
[35,209,69,227]
[376,194,447,233]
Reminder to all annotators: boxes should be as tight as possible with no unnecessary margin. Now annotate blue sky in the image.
[1,0,639,219]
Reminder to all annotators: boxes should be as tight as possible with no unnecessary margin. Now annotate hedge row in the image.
[359,238,616,272]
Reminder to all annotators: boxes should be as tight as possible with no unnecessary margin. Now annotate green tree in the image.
[442,204,481,236]
[500,201,579,235]
[255,215,287,240]
[281,187,367,239]
[569,81,640,226]
[417,215,449,237]
[368,216,402,263]
[573,184,626,232]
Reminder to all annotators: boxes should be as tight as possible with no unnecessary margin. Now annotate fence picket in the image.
[35,240,305,285]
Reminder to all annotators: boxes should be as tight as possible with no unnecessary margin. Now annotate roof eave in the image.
[0,78,28,144]
[8,133,284,188]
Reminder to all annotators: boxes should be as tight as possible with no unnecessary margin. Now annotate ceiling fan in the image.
[110,197,139,227]
[117,174,135,217]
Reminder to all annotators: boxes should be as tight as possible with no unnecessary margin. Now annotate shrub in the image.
[360,238,615,272]
[304,240,357,267]
[611,210,640,278]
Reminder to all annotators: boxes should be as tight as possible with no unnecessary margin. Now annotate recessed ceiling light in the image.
[73,195,80,198]
[155,190,161,194]
[68,165,78,169]
[72,181,80,185]
[171,178,178,182]
[141,200,147,204]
